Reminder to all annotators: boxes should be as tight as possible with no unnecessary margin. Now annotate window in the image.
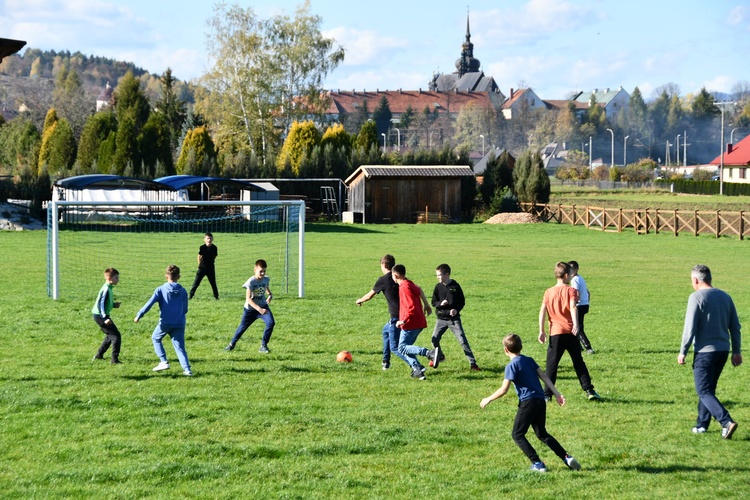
[740,168,747,180]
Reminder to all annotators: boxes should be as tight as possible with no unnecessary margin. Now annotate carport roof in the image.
[155,175,264,191]
[55,175,172,190]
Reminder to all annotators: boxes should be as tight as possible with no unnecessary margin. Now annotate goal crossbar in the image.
[47,200,305,300]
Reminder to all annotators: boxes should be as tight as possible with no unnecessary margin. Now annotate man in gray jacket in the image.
[678,265,742,439]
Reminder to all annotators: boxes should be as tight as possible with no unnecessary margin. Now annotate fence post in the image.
[618,208,623,233]
[572,205,577,226]
[655,209,659,234]
[585,206,590,228]
[694,210,699,237]
[740,211,745,241]
[674,209,678,237]
[716,210,720,238]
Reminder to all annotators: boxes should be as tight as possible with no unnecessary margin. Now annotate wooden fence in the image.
[519,203,750,240]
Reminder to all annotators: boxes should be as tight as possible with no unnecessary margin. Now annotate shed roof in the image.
[155,175,265,191]
[55,175,172,190]
[345,165,475,184]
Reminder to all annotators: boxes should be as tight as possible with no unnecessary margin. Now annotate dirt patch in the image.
[483,212,540,224]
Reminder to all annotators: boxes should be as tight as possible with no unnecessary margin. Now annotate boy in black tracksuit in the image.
[430,263,480,371]
[189,232,219,299]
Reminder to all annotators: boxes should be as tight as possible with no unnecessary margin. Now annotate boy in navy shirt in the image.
[480,333,581,473]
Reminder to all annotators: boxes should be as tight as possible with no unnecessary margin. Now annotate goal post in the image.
[47,200,305,300]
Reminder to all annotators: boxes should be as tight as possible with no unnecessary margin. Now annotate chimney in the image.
[727,143,734,154]
[510,88,514,98]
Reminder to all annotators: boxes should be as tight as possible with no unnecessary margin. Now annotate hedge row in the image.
[655,179,750,196]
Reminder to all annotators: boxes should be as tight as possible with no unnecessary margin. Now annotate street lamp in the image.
[381,133,386,152]
[394,128,401,151]
[730,127,740,145]
[479,134,485,155]
[589,136,593,168]
[718,102,737,195]
[624,135,629,166]
[606,128,614,168]
[429,130,436,149]
[676,135,680,165]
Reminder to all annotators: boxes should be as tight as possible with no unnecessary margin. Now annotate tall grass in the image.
[1,223,748,499]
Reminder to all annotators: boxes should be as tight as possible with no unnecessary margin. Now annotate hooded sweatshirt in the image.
[135,281,188,327]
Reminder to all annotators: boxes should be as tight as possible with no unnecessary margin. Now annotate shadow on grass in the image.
[305,223,387,234]
[619,464,750,473]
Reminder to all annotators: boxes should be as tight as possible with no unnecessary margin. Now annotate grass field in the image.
[1,222,749,499]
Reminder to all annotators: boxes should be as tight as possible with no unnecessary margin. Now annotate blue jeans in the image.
[231,307,275,346]
[383,317,410,366]
[152,324,190,371]
[397,328,428,371]
[693,351,732,428]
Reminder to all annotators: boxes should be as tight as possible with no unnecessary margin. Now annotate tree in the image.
[139,112,174,178]
[479,149,514,206]
[155,68,187,154]
[198,2,343,167]
[554,101,578,145]
[37,108,59,173]
[113,71,150,130]
[512,150,550,204]
[354,120,378,152]
[76,111,117,171]
[453,103,497,153]
[399,105,415,129]
[52,66,92,140]
[691,87,719,121]
[372,95,392,136]
[0,117,41,173]
[176,126,216,175]
[276,120,321,176]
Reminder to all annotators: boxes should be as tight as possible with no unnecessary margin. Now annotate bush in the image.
[489,187,520,214]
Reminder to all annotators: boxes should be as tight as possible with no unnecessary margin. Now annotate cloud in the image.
[323,27,407,66]
[726,5,750,30]
[472,0,591,47]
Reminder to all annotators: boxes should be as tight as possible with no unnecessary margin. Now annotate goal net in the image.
[47,200,305,301]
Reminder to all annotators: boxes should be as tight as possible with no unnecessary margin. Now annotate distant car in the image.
[711,175,720,181]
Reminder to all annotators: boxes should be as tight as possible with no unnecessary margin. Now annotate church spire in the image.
[456,9,480,76]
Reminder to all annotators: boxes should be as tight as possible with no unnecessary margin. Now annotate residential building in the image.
[708,134,750,183]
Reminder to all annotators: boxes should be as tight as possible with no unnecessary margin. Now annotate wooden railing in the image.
[519,203,750,240]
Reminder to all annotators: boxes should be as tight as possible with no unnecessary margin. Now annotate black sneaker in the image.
[411,368,426,380]
[224,343,235,351]
[586,389,601,401]
[428,348,440,369]
[110,359,121,364]
[382,361,390,370]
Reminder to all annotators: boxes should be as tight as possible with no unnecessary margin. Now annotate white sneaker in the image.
[152,361,170,372]
[692,426,707,434]
[183,369,193,376]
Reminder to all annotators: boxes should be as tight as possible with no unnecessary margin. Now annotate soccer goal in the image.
[47,200,305,301]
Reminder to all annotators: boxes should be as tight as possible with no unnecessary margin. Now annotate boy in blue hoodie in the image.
[134,265,192,375]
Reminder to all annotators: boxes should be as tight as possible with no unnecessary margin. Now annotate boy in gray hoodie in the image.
[134,265,192,375]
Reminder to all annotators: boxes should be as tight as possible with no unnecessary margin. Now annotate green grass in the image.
[1,223,749,499]
[550,187,750,211]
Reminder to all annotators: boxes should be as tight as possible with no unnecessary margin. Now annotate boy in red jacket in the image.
[392,264,434,380]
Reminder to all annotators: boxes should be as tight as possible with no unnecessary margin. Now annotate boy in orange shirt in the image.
[539,262,600,401]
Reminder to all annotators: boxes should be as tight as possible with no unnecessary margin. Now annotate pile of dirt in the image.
[483,212,540,224]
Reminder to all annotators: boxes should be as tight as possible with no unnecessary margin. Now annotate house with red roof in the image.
[708,134,750,184]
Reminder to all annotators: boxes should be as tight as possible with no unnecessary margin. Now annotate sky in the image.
[2,0,749,101]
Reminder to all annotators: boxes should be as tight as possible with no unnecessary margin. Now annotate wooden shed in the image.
[344,165,475,223]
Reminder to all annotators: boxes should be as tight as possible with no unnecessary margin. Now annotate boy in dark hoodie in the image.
[134,265,192,376]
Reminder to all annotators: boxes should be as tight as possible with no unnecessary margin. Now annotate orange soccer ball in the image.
[336,350,353,363]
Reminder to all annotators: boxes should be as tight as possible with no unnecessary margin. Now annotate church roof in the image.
[325,89,501,115]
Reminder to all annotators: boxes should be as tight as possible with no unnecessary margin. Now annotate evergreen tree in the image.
[399,105,414,129]
[372,95,392,136]
[37,108,59,173]
[112,111,139,175]
[176,126,216,175]
[76,111,117,171]
[155,67,186,154]
[139,112,175,177]
[46,117,77,174]
[513,150,550,204]
[354,120,378,152]
[276,120,322,176]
